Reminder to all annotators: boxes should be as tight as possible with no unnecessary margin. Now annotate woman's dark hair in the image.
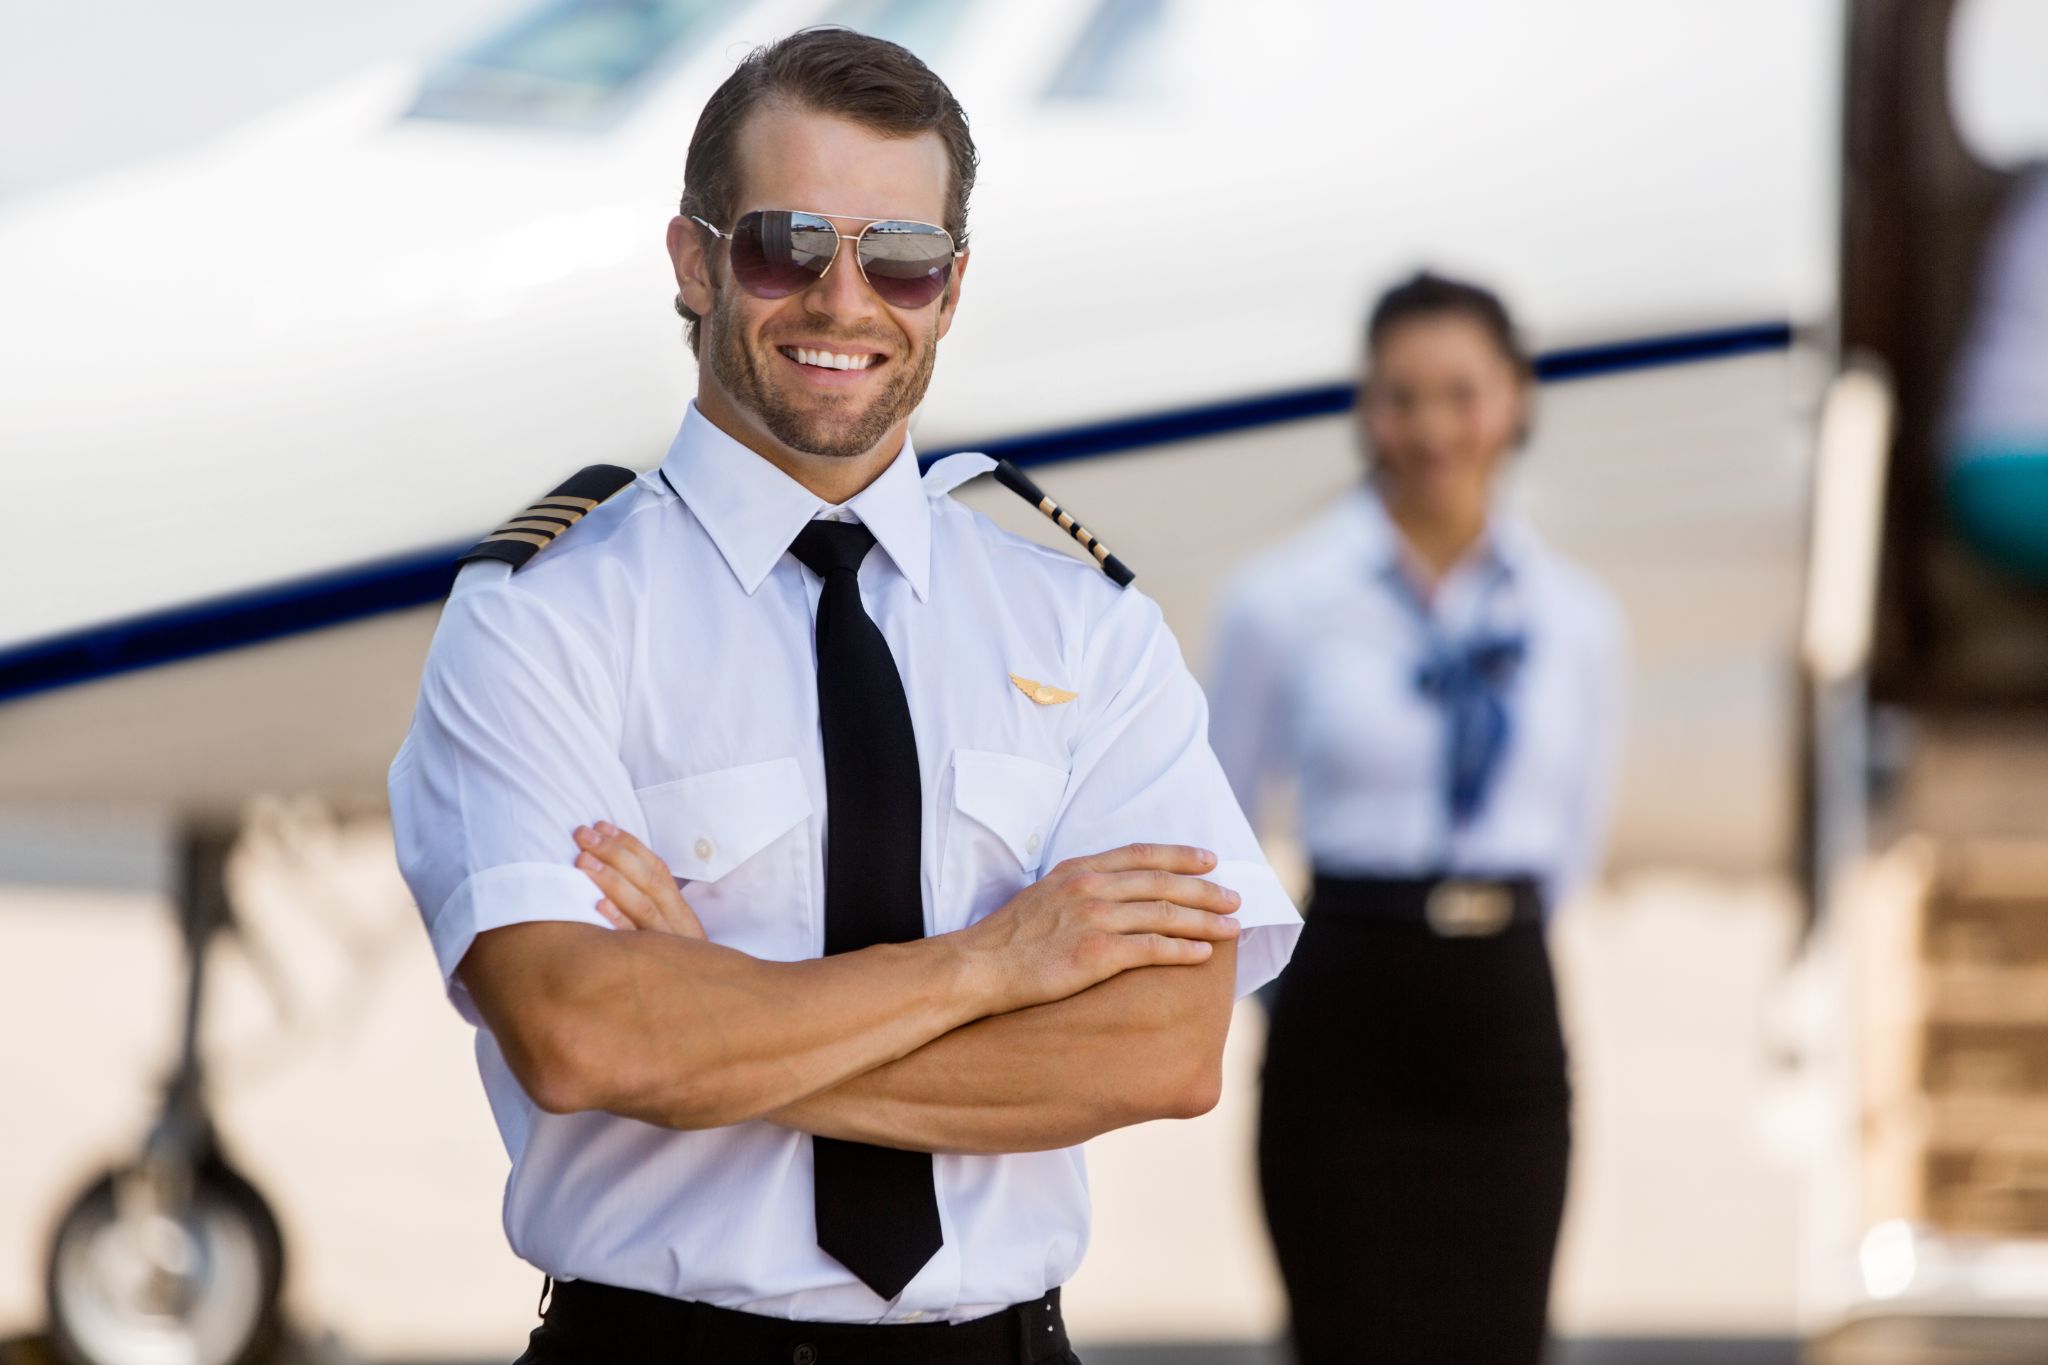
[1365,271,1531,379]
[674,28,979,353]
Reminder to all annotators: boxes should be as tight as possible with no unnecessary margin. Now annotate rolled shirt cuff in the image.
[427,861,614,1023]
[1206,857,1303,999]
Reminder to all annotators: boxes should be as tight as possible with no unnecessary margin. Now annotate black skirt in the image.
[1258,874,1571,1365]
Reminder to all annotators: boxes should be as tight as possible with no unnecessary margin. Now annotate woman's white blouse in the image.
[1208,488,1628,909]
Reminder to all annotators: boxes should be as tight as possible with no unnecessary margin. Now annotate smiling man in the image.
[388,28,1299,1365]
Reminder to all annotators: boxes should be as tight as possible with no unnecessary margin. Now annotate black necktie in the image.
[787,519,943,1300]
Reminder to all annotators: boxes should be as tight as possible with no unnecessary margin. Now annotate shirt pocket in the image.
[938,749,1071,931]
[635,757,815,961]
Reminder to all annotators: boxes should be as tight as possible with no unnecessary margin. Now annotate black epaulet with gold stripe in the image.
[992,458,1135,587]
[457,464,638,570]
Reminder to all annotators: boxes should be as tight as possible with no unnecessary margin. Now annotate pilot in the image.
[387,28,1300,1365]
[1207,273,1628,1364]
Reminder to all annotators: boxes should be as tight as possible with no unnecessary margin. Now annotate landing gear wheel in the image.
[44,1161,284,1365]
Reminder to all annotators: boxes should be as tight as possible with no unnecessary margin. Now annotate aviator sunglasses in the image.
[690,209,961,311]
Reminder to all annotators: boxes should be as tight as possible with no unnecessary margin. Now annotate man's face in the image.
[672,104,964,465]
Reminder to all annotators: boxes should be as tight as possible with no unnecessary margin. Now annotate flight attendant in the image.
[1208,272,1628,1364]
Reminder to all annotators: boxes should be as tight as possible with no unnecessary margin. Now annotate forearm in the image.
[461,921,990,1130]
[768,941,1237,1154]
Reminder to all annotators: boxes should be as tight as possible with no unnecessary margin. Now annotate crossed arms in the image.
[404,580,1273,1157]
[459,833,1242,1155]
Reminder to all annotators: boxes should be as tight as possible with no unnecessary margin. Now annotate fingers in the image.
[1142,933,1218,965]
[576,845,663,929]
[578,823,672,898]
[573,823,705,938]
[1103,900,1243,943]
[1067,843,1219,877]
[1117,934,1216,969]
[1077,869,1242,915]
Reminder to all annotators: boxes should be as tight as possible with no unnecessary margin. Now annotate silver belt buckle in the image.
[1425,880,1515,938]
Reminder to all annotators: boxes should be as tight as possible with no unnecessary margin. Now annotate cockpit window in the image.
[818,0,976,65]
[409,0,741,127]
[1043,0,1171,102]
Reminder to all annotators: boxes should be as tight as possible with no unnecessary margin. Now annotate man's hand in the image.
[573,826,1239,1017]
[573,822,706,939]
[956,845,1240,1015]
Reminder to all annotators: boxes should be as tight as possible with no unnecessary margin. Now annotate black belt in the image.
[534,1278,1071,1365]
[1309,872,1544,938]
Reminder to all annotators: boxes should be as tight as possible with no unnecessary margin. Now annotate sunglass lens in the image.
[729,210,837,298]
[858,222,955,308]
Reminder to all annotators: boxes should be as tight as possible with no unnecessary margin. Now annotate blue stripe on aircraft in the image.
[0,320,1795,705]
[941,321,1796,470]
[0,549,468,706]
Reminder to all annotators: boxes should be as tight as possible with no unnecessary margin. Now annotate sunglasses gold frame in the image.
[688,209,963,306]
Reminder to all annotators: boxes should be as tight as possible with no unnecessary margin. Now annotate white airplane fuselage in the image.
[0,0,1841,859]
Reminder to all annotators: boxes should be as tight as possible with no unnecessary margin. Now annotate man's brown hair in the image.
[674,27,979,354]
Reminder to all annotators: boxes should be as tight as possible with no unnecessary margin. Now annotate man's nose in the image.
[802,234,885,322]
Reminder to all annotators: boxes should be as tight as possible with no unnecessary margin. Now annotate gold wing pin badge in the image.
[1010,673,1078,706]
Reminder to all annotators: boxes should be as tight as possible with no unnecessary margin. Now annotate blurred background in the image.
[2,0,2046,1361]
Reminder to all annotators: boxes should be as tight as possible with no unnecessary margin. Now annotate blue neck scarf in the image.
[1415,633,1526,826]
[1383,555,1526,829]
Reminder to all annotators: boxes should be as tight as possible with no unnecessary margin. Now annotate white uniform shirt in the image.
[1207,486,1626,908]
[388,403,1301,1324]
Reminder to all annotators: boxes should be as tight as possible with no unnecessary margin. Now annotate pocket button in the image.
[693,837,715,862]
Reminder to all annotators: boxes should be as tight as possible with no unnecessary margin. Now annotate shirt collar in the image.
[1347,483,1533,585]
[656,402,932,600]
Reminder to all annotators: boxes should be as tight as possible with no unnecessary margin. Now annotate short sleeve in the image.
[1042,589,1302,998]
[388,574,645,1022]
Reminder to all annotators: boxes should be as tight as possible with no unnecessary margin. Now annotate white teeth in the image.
[783,346,875,371]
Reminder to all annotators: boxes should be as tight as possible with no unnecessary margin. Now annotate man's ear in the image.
[668,215,717,318]
[934,249,969,342]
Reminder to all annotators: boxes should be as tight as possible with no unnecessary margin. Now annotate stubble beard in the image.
[707,284,940,462]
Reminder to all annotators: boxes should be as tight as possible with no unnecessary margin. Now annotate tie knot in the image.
[790,518,877,578]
